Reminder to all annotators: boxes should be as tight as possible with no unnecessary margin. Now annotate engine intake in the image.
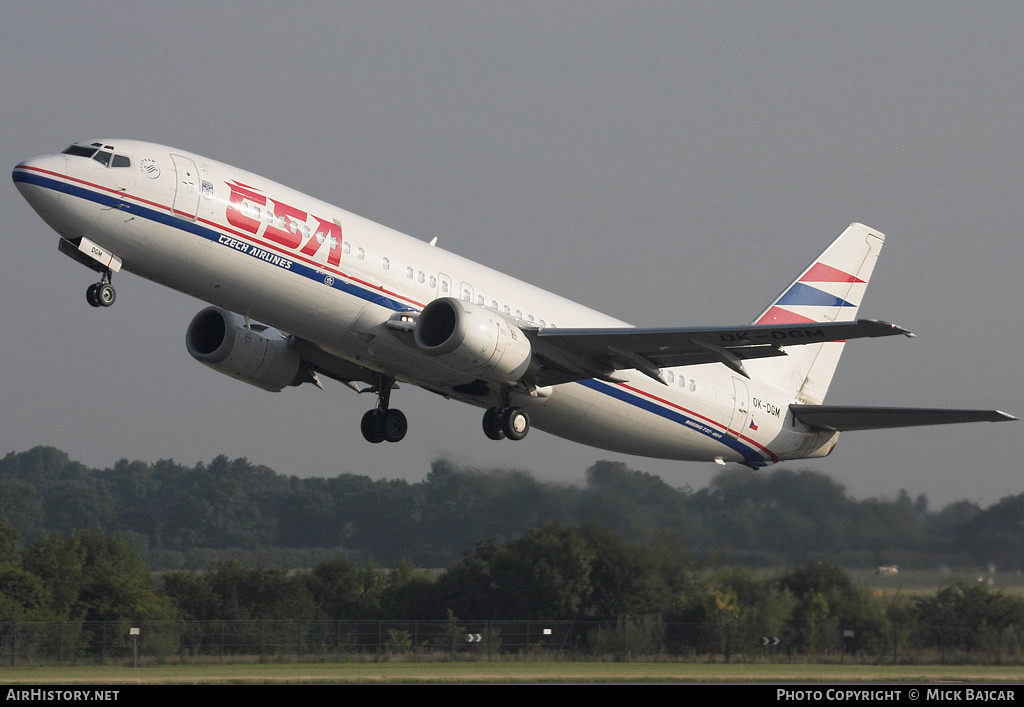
[186,307,306,392]
[414,298,532,384]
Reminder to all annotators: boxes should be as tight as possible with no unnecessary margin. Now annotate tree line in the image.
[3,521,1023,661]
[0,446,1019,571]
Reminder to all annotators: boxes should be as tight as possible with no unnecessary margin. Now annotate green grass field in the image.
[1,662,1023,684]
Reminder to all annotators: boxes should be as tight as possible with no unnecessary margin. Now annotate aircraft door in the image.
[170,154,201,221]
[727,377,750,439]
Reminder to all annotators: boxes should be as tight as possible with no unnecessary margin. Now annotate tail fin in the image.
[748,223,885,404]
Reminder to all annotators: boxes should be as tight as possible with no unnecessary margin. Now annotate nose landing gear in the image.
[57,237,121,308]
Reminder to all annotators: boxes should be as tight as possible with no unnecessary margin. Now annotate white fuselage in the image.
[14,140,838,467]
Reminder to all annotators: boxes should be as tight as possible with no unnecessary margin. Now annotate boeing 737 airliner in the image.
[12,140,1014,468]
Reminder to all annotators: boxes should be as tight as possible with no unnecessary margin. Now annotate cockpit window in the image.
[63,144,97,158]
[61,144,130,168]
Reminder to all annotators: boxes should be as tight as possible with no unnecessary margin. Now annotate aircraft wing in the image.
[525,319,911,386]
[292,338,377,388]
[790,405,1016,431]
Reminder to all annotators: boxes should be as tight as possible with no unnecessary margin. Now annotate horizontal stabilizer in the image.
[790,405,1016,432]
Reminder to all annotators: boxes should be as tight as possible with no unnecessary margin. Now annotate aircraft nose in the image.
[12,153,67,214]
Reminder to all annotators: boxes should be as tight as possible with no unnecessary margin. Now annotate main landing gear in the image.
[357,378,530,445]
[360,374,408,444]
[481,386,530,441]
[86,270,116,308]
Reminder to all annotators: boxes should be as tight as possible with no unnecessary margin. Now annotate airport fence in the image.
[1,618,1022,666]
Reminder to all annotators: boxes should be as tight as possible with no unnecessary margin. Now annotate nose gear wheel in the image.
[86,270,116,308]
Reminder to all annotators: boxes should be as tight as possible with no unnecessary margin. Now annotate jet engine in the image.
[186,307,308,392]
[414,297,532,384]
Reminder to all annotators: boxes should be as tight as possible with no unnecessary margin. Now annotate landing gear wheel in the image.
[96,283,116,307]
[482,407,506,440]
[501,406,530,441]
[360,409,386,444]
[361,374,408,444]
[86,284,101,308]
[383,409,408,443]
[86,268,115,308]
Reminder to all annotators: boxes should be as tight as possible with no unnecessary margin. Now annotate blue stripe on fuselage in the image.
[578,379,768,467]
[18,168,770,466]
[13,169,416,313]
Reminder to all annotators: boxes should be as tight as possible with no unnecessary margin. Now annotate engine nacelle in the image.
[186,307,306,392]
[414,298,532,384]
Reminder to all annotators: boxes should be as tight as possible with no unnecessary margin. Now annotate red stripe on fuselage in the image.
[20,164,426,310]
[197,213,424,309]
[616,382,779,462]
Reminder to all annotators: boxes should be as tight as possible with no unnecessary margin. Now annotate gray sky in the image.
[2,1,1020,508]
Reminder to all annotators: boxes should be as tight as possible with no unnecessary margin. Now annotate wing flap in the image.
[293,338,377,387]
[790,405,1016,431]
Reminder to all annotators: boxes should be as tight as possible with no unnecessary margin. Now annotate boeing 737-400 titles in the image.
[12,140,1014,468]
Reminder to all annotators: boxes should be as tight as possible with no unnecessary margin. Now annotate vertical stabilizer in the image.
[748,223,885,404]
